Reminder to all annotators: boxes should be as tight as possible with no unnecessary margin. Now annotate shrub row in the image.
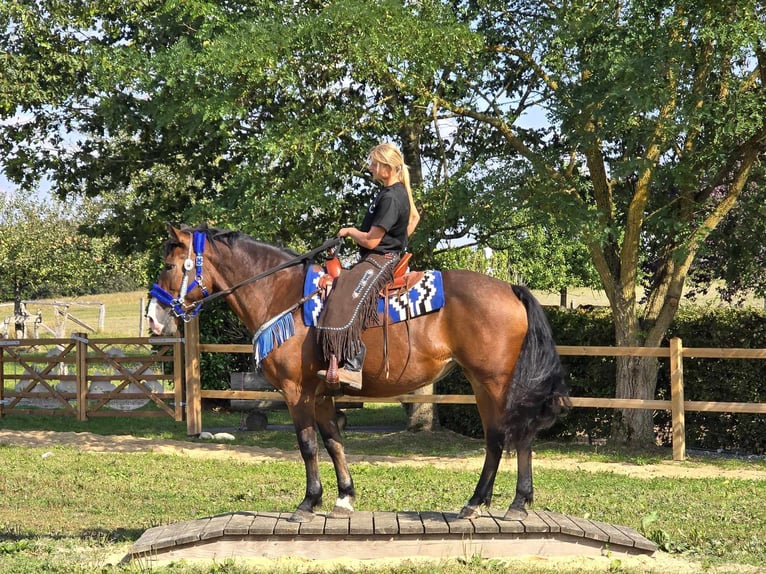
[437,305,766,454]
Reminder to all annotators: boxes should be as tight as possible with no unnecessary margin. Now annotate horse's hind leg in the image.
[506,436,533,520]
[458,390,504,519]
[315,397,356,517]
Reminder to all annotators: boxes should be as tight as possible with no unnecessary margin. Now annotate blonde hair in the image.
[368,142,420,236]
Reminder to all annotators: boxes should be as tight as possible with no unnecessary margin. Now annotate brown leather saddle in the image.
[318,252,424,296]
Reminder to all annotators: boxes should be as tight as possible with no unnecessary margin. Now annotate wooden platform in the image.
[130,510,657,562]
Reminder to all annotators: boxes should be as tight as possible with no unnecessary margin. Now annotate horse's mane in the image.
[165,223,300,258]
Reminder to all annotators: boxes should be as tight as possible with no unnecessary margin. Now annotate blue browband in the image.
[150,231,210,322]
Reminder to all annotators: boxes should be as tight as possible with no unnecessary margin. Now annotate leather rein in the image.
[150,231,342,322]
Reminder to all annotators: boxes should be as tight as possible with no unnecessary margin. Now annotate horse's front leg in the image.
[315,396,356,518]
[287,397,323,523]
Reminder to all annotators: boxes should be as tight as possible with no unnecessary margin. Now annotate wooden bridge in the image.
[130,509,657,562]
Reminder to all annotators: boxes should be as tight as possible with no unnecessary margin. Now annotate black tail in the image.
[504,285,571,451]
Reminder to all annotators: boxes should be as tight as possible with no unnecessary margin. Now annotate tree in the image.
[3,1,765,445]
[0,192,148,312]
[0,192,84,311]
[438,1,766,443]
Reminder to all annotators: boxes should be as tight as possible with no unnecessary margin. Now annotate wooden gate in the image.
[0,334,184,421]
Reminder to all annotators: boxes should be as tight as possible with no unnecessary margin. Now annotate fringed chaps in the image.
[316,252,397,364]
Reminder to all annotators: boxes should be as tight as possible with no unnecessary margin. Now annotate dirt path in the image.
[2,429,765,481]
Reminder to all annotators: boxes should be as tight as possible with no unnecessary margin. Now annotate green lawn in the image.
[1,403,765,573]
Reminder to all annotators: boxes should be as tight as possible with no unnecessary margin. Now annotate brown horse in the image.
[146,225,569,523]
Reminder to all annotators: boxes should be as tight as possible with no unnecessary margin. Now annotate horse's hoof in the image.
[458,505,481,519]
[504,506,528,521]
[287,509,315,523]
[329,505,353,519]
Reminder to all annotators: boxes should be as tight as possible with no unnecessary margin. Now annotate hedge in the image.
[437,306,766,454]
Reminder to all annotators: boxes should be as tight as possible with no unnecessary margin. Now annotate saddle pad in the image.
[303,265,445,327]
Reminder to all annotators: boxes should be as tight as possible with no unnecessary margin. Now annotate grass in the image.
[0,432,764,573]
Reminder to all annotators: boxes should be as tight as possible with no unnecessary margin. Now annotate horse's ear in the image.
[166,223,184,241]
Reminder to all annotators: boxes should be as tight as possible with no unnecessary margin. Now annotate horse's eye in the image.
[164,263,176,271]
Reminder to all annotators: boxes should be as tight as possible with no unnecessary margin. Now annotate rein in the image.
[151,232,342,322]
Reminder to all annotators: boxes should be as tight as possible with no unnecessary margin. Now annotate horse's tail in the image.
[503,285,571,452]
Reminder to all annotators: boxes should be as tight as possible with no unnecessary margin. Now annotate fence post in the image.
[75,332,88,421]
[173,340,184,422]
[0,346,4,418]
[184,316,203,435]
[138,298,145,336]
[669,337,686,461]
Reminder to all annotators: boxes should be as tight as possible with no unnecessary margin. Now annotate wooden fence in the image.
[181,316,766,461]
[2,317,764,462]
[0,334,184,421]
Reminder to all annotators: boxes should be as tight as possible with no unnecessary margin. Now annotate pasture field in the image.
[2,290,148,338]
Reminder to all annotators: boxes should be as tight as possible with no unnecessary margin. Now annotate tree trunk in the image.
[611,355,659,445]
[406,384,440,431]
[399,123,439,432]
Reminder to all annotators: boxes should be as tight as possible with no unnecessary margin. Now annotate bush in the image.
[197,303,252,391]
[438,305,766,454]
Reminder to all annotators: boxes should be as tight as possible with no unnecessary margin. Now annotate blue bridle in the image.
[150,231,210,322]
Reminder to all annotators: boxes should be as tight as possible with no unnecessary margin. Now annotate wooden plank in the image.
[557,346,669,358]
[132,523,173,554]
[274,512,301,535]
[173,518,210,546]
[324,516,350,535]
[522,510,551,533]
[249,511,279,535]
[200,343,252,353]
[613,524,658,552]
[536,510,561,533]
[224,512,256,536]
[298,514,326,535]
[684,401,766,414]
[590,520,635,548]
[349,511,374,535]
[487,509,525,534]
[683,348,766,359]
[567,516,610,543]
[443,512,474,534]
[200,514,233,541]
[545,511,585,538]
[419,511,450,535]
[471,513,500,534]
[373,511,399,535]
[569,397,671,410]
[396,511,424,535]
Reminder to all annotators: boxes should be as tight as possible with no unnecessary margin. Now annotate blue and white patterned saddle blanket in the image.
[302,265,445,327]
[253,264,446,366]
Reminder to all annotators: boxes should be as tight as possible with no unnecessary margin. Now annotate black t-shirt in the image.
[359,182,410,256]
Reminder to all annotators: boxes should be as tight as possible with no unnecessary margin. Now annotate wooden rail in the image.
[182,317,766,461]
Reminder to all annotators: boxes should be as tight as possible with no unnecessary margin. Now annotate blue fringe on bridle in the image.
[253,311,296,367]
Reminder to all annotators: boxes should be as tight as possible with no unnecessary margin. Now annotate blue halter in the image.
[150,231,210,322]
